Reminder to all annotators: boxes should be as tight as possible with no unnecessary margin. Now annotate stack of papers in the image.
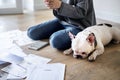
[0,30,35,46]
[2,64,27,79]
[0,53,24,64]
[0,29,35,52]
[1,54,65,80]
[0,53,52,79]
[0,30,66,80]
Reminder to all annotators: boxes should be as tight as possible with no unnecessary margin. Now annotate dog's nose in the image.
[76,55,82,59]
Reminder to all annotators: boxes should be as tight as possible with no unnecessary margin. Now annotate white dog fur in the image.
[64,23,120,61]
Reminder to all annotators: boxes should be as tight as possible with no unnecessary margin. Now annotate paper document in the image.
[1,54,52,80]
[0,60,11,67]
[0,29,35,47]
[7,44,27,57]
[24,54,51,65]
[18,54,52,73]
[26,63,65,80]
[0,53,24,64]
[2,64,27,79]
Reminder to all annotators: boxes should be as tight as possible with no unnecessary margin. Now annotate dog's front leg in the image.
[88,44,104,61]
[63,48,73,55]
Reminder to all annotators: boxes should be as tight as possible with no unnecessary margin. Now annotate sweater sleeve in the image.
[56,0,88,19]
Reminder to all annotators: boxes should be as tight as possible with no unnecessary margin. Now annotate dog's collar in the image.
[94,34,97,48]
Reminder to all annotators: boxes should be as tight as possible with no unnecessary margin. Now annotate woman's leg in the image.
[49,25,82,50]
[27,19,64,40]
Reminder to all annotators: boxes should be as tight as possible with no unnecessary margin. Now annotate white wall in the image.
[23,0,47,11]
[93,0,120,23]
[34,0,47,10]
[0,0,23,14]
[23,0,34,11]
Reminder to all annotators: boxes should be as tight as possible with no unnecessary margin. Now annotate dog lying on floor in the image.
[64,23,120,61]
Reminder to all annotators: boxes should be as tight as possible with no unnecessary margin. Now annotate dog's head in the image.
[69,32,97,59]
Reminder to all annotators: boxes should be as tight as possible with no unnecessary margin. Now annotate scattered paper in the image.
[0,60,11,66]
[18,54,52,71]
[6,44,27,57]
[6,74,25,80]
[24,54,51,65]
[0,30,66,80]
[0,38,13,51]
[1,54,52,80]
[0,53,24,64]
[12,31,35,46]
[0,29,35,48]
[26,63,65,80]
[2,64,27,79]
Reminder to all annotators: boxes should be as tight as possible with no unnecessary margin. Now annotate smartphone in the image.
[28,41,49,51]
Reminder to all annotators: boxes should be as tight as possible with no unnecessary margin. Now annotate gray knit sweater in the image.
[53,0,96,30]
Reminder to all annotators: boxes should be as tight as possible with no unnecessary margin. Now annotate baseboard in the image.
[96,11,120,24]
[0,8,23,14]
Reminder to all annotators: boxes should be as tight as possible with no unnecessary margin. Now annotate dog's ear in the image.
[86,33,95,45]
[68,32,75,40]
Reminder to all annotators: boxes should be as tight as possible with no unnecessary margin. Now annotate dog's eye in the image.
[82,52,86,54]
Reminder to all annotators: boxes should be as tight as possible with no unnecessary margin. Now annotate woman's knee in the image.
[27,26,41,40]
[49,32,71,50]
[49,36,64,50]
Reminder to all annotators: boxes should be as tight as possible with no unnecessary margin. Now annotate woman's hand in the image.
[44,0,62,9]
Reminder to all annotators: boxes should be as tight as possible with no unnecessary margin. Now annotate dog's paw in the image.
[88,55,96,62]
[63,48,72,55]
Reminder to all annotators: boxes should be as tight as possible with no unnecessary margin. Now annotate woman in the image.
[27,0,96,50]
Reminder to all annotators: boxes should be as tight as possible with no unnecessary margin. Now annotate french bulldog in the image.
[64,23,120,61]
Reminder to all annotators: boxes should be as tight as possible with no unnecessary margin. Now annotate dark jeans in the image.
[27,19,82,50]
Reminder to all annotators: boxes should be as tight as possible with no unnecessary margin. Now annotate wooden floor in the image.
[0,10,120,80]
